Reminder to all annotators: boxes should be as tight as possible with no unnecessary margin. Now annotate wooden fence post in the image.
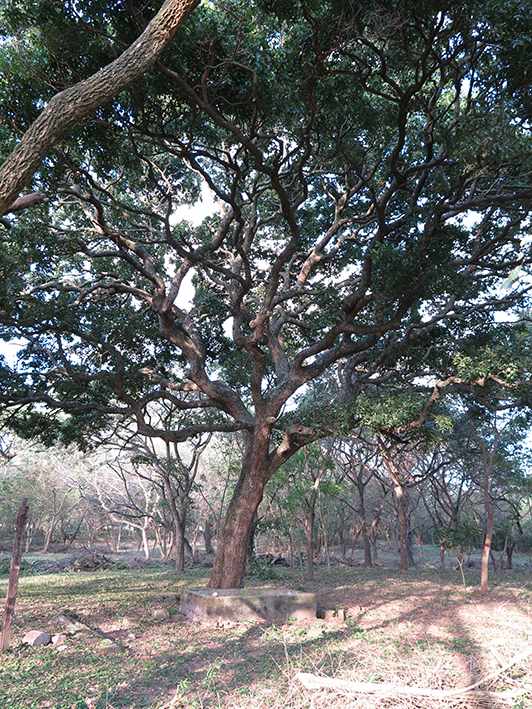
[1,498,29,651]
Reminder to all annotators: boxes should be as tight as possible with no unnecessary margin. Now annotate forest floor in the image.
[0,556,531,709]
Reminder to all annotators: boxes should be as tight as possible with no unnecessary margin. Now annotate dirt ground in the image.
[0,554,530,708]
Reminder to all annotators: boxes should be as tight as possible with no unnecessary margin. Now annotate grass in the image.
[0,561,531,708]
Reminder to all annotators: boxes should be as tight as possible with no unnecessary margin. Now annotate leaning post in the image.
[0,498,29,651]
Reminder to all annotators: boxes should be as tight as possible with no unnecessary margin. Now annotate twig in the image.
[295,647,531,699]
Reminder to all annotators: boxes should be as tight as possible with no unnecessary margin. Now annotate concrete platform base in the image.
[180,587,317,624]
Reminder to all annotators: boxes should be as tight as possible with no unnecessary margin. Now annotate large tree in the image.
[0,1,530,587]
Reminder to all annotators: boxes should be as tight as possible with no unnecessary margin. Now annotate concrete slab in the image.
[180,587,317,624]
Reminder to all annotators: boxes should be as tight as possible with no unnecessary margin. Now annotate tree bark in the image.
[203,515,214,555]
[0,0,198,215]
[174,512,187,573]
[304,509,315,580]
[41,524,54,553]
[1,498,29,652]
[208,428,271,588]
[395,484,410,572]
[480,471,494,594]
[141,524,150,560]
[439,544,446,569]
[246,513,259,563]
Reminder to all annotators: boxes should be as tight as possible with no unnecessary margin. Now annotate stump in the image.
[180,587,317,624]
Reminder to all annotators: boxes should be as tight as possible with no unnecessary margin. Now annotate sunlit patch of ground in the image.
[0,559,530,708]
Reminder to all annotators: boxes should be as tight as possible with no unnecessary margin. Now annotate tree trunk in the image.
[203,515,214,555]
[480,472,493,594]
[0,0,199,215]
[439,544,446,569]
[164,531,175,561]
[395,484,410,572]
[407,528,416,566]
[174,511,187,573]
[41,522,55,553]
[247,513,258,563]
[24,521,33,553]
[209,428,271,588]
[304,509,315,580]
[505,542,514,570]
[1,499,29,652]
[141,524,150,560]
[175,526,185,572]
[357,480,373,567]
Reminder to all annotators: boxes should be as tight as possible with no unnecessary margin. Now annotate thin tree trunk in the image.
[304,509,315,580]
[480,471,494,594]
[116,524,122,553]
[246,513,258,563]
[395,484,410,572]
[24,521,33,553]
[1,499,29,652]
[505,542,514,570]
[141,525,150,561]
[203,515,214,555]
[41,522,55,553]
[174,512,186,573]
[357,480,373,567]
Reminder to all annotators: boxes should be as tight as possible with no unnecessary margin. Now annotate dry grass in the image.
[0,559,530,708]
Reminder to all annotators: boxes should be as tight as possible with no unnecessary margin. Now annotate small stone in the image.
[52,634,67,645]
[23,630,51,647]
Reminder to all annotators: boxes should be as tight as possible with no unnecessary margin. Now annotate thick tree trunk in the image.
[480,472,493,594]
[0,0,199,215]
[209,428,271,588]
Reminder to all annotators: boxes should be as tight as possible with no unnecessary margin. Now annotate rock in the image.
[23,630,51,647]
[151,607,171,620]
[52,633,67,645]
[56,613,84,633]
